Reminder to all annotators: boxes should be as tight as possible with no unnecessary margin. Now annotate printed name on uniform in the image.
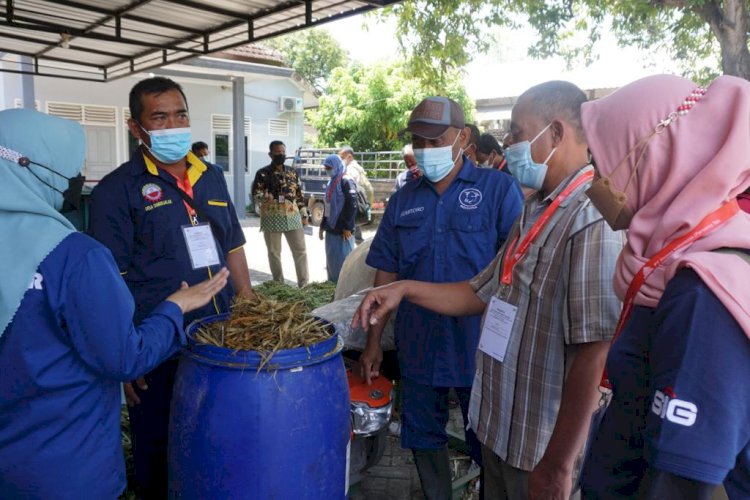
[400,207,425,217]
[144,199,173,212]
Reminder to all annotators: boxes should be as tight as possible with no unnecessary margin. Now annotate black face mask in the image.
[4,150,85,210]
[271,154,286,166]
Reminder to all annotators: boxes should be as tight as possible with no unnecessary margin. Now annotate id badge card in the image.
[278,194,285,203]
[182,223,220,269]
[478,296,518,362]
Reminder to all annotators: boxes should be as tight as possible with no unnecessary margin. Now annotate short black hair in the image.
[518,81,587,142]
[466,123,480,146]
[477,133,501,155]
[129,76,188,123]
[269,140,285,152]
[191,141,208,154]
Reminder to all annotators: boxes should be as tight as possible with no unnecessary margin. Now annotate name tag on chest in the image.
[182,223,220,269]
[478,296,518,362]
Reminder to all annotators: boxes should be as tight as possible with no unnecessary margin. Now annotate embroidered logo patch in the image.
[142,183,163,203]
[459,188,482,210]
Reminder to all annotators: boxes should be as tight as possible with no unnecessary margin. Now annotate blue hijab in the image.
[324,154,347,227]
[0,109,85,337]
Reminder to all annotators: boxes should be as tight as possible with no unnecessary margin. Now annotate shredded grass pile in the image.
[192,282,336,369]
[254,280,336,310]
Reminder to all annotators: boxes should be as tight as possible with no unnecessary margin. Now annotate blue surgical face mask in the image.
[201,155,210,163]
[325,168,336,178]
[139,124,192,164]
[414,132,462,183]
[505,123,556,190]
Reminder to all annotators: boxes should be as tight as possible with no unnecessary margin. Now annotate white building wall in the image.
[0,64,307,207]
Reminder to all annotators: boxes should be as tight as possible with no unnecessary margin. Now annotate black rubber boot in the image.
[412,448,452,500]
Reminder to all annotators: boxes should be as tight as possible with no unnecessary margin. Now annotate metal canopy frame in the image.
[0,0,399,82]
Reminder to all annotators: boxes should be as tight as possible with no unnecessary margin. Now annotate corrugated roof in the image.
[218,43,286,66]
[0,0,400,81]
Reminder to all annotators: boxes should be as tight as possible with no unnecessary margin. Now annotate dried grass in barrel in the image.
[193,293,332,370]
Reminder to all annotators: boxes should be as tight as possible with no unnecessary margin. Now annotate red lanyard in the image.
[170,171,197,224]
[500,170,594,286]
[600,199,740,389]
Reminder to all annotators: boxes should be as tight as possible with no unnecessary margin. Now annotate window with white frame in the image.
[46,101,117,180]
[211,114,251,172]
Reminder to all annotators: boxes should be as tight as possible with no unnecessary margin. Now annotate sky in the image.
[325,12,685,101]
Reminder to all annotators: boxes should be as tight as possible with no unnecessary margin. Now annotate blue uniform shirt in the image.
[367,157,523,386]
[0,233,185,499]
[89,150,245,324]
[580,268,750,498]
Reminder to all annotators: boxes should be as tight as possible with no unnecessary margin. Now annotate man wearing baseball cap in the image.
[361,96,523,499]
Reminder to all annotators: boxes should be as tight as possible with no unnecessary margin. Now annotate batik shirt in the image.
[252,164,307,233]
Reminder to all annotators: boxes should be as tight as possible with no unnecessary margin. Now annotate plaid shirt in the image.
[468,166,623,471]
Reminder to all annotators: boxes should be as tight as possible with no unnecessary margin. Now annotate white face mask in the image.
[505,123,556,189]
[480,152,493,167]
[413,132,462,182]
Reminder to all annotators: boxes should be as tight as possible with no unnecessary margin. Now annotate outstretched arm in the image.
[352,279,485,331]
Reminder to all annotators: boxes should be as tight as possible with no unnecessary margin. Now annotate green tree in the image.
[382,0,750,82]
[266,29,348,93]
[308,61,474,153]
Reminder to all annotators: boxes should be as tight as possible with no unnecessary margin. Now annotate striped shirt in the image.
[467,166,624,471]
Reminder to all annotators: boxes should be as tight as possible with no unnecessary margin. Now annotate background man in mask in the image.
[252,140,309,287]
[338,145,373,244]
[476,133,508,172]
[88,76,253,498]
[361,96,523,499]
[338,145,374,205]
[354,81,623,499]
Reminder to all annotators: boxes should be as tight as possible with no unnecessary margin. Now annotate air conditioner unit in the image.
[279,96,304,113]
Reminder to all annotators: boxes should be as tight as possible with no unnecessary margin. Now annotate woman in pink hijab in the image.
[579,74,750,499]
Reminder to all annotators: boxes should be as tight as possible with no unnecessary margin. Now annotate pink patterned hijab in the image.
[582,74,750,337]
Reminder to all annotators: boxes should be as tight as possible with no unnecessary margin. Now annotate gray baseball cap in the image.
[406,96,465,139]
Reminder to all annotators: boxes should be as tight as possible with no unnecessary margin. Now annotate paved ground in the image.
[239,213,378,286]
[238,214,479,499]
[349,406,480,500]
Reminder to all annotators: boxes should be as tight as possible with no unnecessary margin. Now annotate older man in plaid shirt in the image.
[354,81,623,499]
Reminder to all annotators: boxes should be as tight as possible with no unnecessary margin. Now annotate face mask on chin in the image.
[139,123,192,164]
[413,132,462,183]
[585,176,633,230]
[505,123,556,190]
[480,152,494,167]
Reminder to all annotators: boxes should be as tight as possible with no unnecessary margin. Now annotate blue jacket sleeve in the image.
[334,178,358,232]
[217,169,247,252]
[61,246,186,380]
[366,192,399,273]
[88,177,133,274]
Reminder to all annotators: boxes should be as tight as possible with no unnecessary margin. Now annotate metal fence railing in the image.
[293,148,405,180]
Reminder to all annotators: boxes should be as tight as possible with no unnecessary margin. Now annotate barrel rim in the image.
[182,313,342,370]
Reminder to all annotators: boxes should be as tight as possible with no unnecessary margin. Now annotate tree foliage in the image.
[308,61,474,152]
[382,0,750,82]
[265,29,348,93]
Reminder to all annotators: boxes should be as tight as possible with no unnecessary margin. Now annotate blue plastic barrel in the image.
[168,313,350,499]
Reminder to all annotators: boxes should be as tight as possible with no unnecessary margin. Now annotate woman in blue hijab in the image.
[318,154,358,282]
[0,109,229,499]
